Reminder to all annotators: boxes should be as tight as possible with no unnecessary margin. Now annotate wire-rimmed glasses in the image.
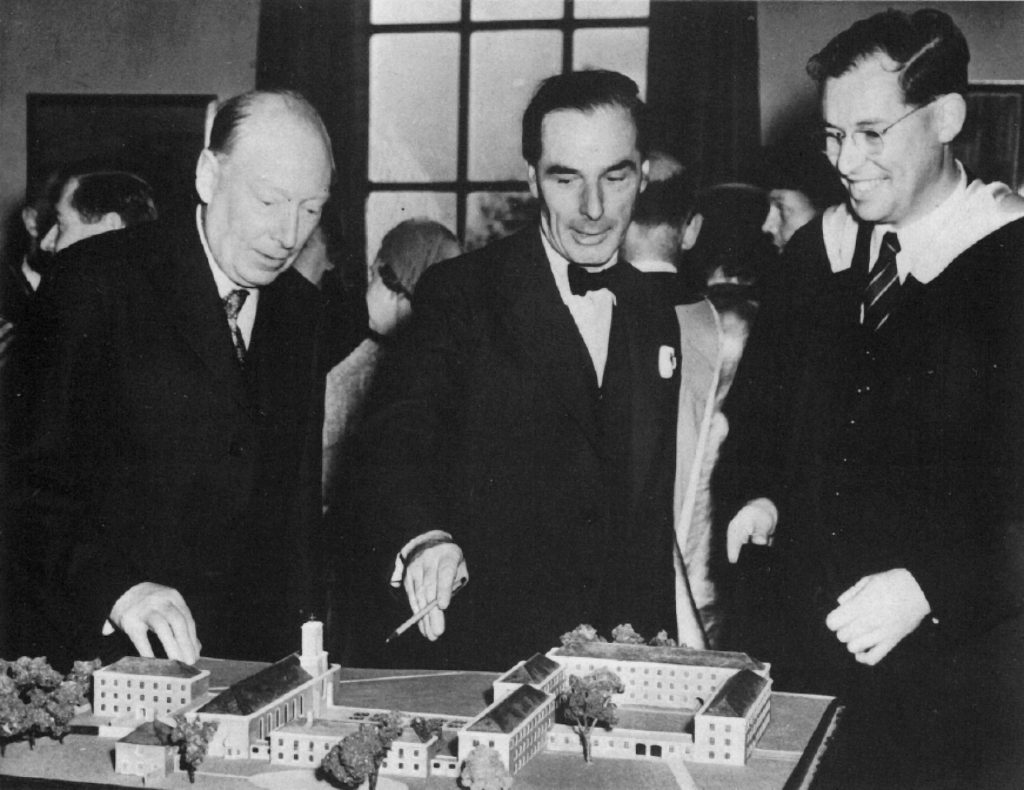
[821,103,930,158]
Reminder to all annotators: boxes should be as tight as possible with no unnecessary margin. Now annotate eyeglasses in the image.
[377,263,412,300]
[821,103,929,158]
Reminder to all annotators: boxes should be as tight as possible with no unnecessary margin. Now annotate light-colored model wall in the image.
[0,0,259,249]
[759,1,1024,145]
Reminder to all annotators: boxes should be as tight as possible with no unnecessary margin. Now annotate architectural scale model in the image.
[84,621,774,784]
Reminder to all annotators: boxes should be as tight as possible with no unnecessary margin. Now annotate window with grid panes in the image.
[366,0,650,262]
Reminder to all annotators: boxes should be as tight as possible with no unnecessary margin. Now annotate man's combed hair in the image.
[521,69,646,166]
[71,171,158,227]
[807,8,969,105]
[208,88,330,156]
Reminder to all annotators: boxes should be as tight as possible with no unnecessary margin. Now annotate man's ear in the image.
[195,149,220,204]
[681,212,703,252]
[934,93,967,144]
[527,164,539,200]
[21,206,39,239]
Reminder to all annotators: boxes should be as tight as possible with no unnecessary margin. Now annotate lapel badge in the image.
[659,345,677,379]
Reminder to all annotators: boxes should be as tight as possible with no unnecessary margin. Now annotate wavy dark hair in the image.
[521,70,646,166]
[807,9,969,105]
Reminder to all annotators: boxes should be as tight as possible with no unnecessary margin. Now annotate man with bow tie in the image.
[720,9,1024,787]
[354,70,682,670]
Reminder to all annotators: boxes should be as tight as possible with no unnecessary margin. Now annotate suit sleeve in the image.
[8,251,136,659]
[900,231,1024,642]
[353,260,478,576]
[714,223,819,519]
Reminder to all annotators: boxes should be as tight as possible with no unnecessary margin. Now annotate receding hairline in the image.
[536,104,643,157]
[212,92,334,169]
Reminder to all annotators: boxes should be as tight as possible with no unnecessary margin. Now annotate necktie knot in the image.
[223,289,248,320]
[568,263,622,297]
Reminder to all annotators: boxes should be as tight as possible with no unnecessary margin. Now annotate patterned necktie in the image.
[223,288,249,364]
[862,232,901,331]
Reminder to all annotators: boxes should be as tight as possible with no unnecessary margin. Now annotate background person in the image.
[749,140,846,252]
[322,217,461,516]
[40,169,157,254]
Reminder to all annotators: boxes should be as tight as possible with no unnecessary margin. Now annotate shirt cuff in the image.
[743,497,778,529]
[390,530,453,587]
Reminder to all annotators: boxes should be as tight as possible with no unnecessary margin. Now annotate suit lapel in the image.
[617,266,680,508]
[158,223,252,411]
[248,269,325,423]
[499,230,601,447]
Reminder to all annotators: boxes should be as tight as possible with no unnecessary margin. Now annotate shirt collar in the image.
[21,256,41,291]
[877,164,967,283]
[822,161,1024,284]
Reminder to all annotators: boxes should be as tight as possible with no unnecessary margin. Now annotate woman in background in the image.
[322,218,461,516]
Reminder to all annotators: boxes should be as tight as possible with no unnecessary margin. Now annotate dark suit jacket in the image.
[718,214,1024,786]
[0,255,36,328]
[6,214,327,667]
[352,228,681,670]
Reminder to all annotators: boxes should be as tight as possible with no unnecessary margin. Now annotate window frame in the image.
[366,1,650,248]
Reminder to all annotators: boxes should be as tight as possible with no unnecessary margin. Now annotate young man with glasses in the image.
[721,9,1024,788]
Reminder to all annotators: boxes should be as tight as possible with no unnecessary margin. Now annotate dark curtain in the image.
[647,1,761,189]
[256,0,369,288]
[255,0,760,262]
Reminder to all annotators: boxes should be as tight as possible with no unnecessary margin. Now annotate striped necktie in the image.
[862,232,901,331]
[223,288,249,364]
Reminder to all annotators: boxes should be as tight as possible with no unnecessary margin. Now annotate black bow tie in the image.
[567,263,623,296]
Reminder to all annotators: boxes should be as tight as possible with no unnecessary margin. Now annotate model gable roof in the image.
[198,654,312,716]
[101,656,202,678]
[702,669,769,718]
[467,685,549,734]
[119,719,176,746]
[502,653,561,685]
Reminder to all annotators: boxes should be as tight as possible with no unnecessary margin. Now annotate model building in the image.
[91,621,774,783]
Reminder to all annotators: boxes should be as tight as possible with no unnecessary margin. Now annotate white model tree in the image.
[460,745,513,790]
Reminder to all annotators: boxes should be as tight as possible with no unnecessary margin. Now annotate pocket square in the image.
[659,345,677,379]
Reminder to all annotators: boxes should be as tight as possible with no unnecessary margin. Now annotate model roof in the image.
[466,685,549,734]
[100,656,202,678]
[198,654,312,716]
[501,653,561,685]
[119,719,176,746]
[552,642,766,671]
[702,669,769,718]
